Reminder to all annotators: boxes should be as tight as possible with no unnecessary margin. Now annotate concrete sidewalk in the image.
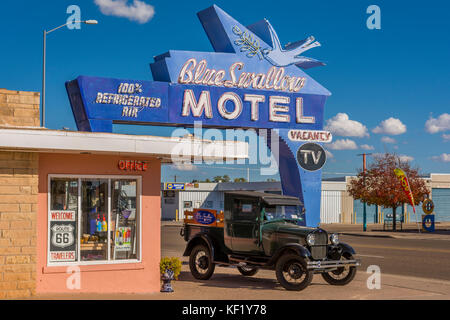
[163,221,450,241]
[27,263,450,300]
[322,223,450,240]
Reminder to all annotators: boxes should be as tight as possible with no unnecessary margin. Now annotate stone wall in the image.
[0,89,40,127]
[0,89,39,299]
[0,152,38,299]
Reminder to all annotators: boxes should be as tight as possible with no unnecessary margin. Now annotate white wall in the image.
[178,191,224,220]
[320,190,342,223]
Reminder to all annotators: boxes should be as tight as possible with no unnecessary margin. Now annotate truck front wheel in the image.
[189,244,215,280]
[275,254,313,291]
[321,253,357,286]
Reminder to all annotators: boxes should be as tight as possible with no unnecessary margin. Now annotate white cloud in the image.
[443,134,450,141]
[325,113,369,137]
[398,155,414,162]
[360,144,374,150]
[325,150,334,158]
[94,0,155,24]
[431,153,450,163]
[372,117,407,135]
[425,113,450,134]
[171,162,198,171]
[381,136,396,144]
[372,153,413,162]
[327,139,358,150]
[372,153,384,158]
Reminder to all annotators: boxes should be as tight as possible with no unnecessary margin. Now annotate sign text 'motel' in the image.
[66,5,331,227]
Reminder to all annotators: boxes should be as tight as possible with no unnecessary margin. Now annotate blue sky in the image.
[0,0,449,182]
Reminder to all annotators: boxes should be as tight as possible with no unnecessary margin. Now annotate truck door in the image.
[229,198,261,253]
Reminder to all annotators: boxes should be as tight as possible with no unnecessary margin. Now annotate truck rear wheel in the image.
[237,266,259,276]
[275,254,313,291]
[189,244,215,280]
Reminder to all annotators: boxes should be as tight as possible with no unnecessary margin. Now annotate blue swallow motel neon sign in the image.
[66,5,331,227]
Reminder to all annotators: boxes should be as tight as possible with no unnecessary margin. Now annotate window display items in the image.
[102,215,108,232]
[115,227,132,251]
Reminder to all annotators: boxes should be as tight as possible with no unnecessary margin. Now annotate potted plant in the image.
[160,257,182,292]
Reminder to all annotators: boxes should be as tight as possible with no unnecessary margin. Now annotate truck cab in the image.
[224,191,304,255]
[181,191,360,291]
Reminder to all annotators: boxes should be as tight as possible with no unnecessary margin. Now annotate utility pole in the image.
[357,153,372,231]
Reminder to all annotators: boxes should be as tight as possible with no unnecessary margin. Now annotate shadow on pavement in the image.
[176,270,328,291]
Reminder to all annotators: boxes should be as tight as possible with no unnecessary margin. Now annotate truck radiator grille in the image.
[314,230,328,245]
[310,229,328,260]
[311,246,327,260]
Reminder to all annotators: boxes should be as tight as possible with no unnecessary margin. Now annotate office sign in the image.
[118,160,148,172]
[66,5,331,227]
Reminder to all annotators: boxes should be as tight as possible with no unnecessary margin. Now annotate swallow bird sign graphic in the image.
[67,5,331,227]
[261,19,325,69]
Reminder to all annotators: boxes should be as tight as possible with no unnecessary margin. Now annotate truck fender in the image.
[183,233,216,260]
[268,243,311,266]
[338,242,356,256]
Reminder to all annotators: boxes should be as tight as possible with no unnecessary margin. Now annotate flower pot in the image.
[160,269,175,292]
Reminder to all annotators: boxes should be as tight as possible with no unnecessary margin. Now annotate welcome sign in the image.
[66,5,331,226]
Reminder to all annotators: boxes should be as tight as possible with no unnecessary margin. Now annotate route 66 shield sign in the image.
[51,224,75,248]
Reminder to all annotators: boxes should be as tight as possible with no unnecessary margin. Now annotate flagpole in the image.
[412,207,421,233]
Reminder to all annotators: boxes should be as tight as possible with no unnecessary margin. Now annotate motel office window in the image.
[48,176,141,265]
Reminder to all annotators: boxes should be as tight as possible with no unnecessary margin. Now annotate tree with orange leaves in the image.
[347,153,429,230]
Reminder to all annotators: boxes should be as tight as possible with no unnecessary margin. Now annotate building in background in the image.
[161,180,348,224]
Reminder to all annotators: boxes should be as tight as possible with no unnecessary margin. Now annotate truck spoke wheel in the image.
[321,253,357,286]
[189,244,215,280]
[276,254,313,291]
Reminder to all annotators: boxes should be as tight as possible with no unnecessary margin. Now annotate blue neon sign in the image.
[66,5,331,227]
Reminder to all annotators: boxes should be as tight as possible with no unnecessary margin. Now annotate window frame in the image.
[47,174,142,267]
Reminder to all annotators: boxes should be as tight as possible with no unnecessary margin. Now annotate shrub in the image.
[160,257,182,280]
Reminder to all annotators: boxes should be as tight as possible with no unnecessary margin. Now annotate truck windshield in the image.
[264,205,304,222]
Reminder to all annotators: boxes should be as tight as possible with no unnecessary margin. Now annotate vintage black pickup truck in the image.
[180,191,360,291]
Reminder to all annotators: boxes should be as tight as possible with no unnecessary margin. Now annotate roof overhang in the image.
[0,127,248,163]
[225,190,303,206]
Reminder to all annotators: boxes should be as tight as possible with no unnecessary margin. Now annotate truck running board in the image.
[228,255,269,266]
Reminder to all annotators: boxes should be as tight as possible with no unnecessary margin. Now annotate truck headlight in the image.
[306,233,315,246]
[330,233,339,245]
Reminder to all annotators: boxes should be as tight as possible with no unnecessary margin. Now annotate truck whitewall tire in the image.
[189,244,216,280]
[275,254,313,291]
